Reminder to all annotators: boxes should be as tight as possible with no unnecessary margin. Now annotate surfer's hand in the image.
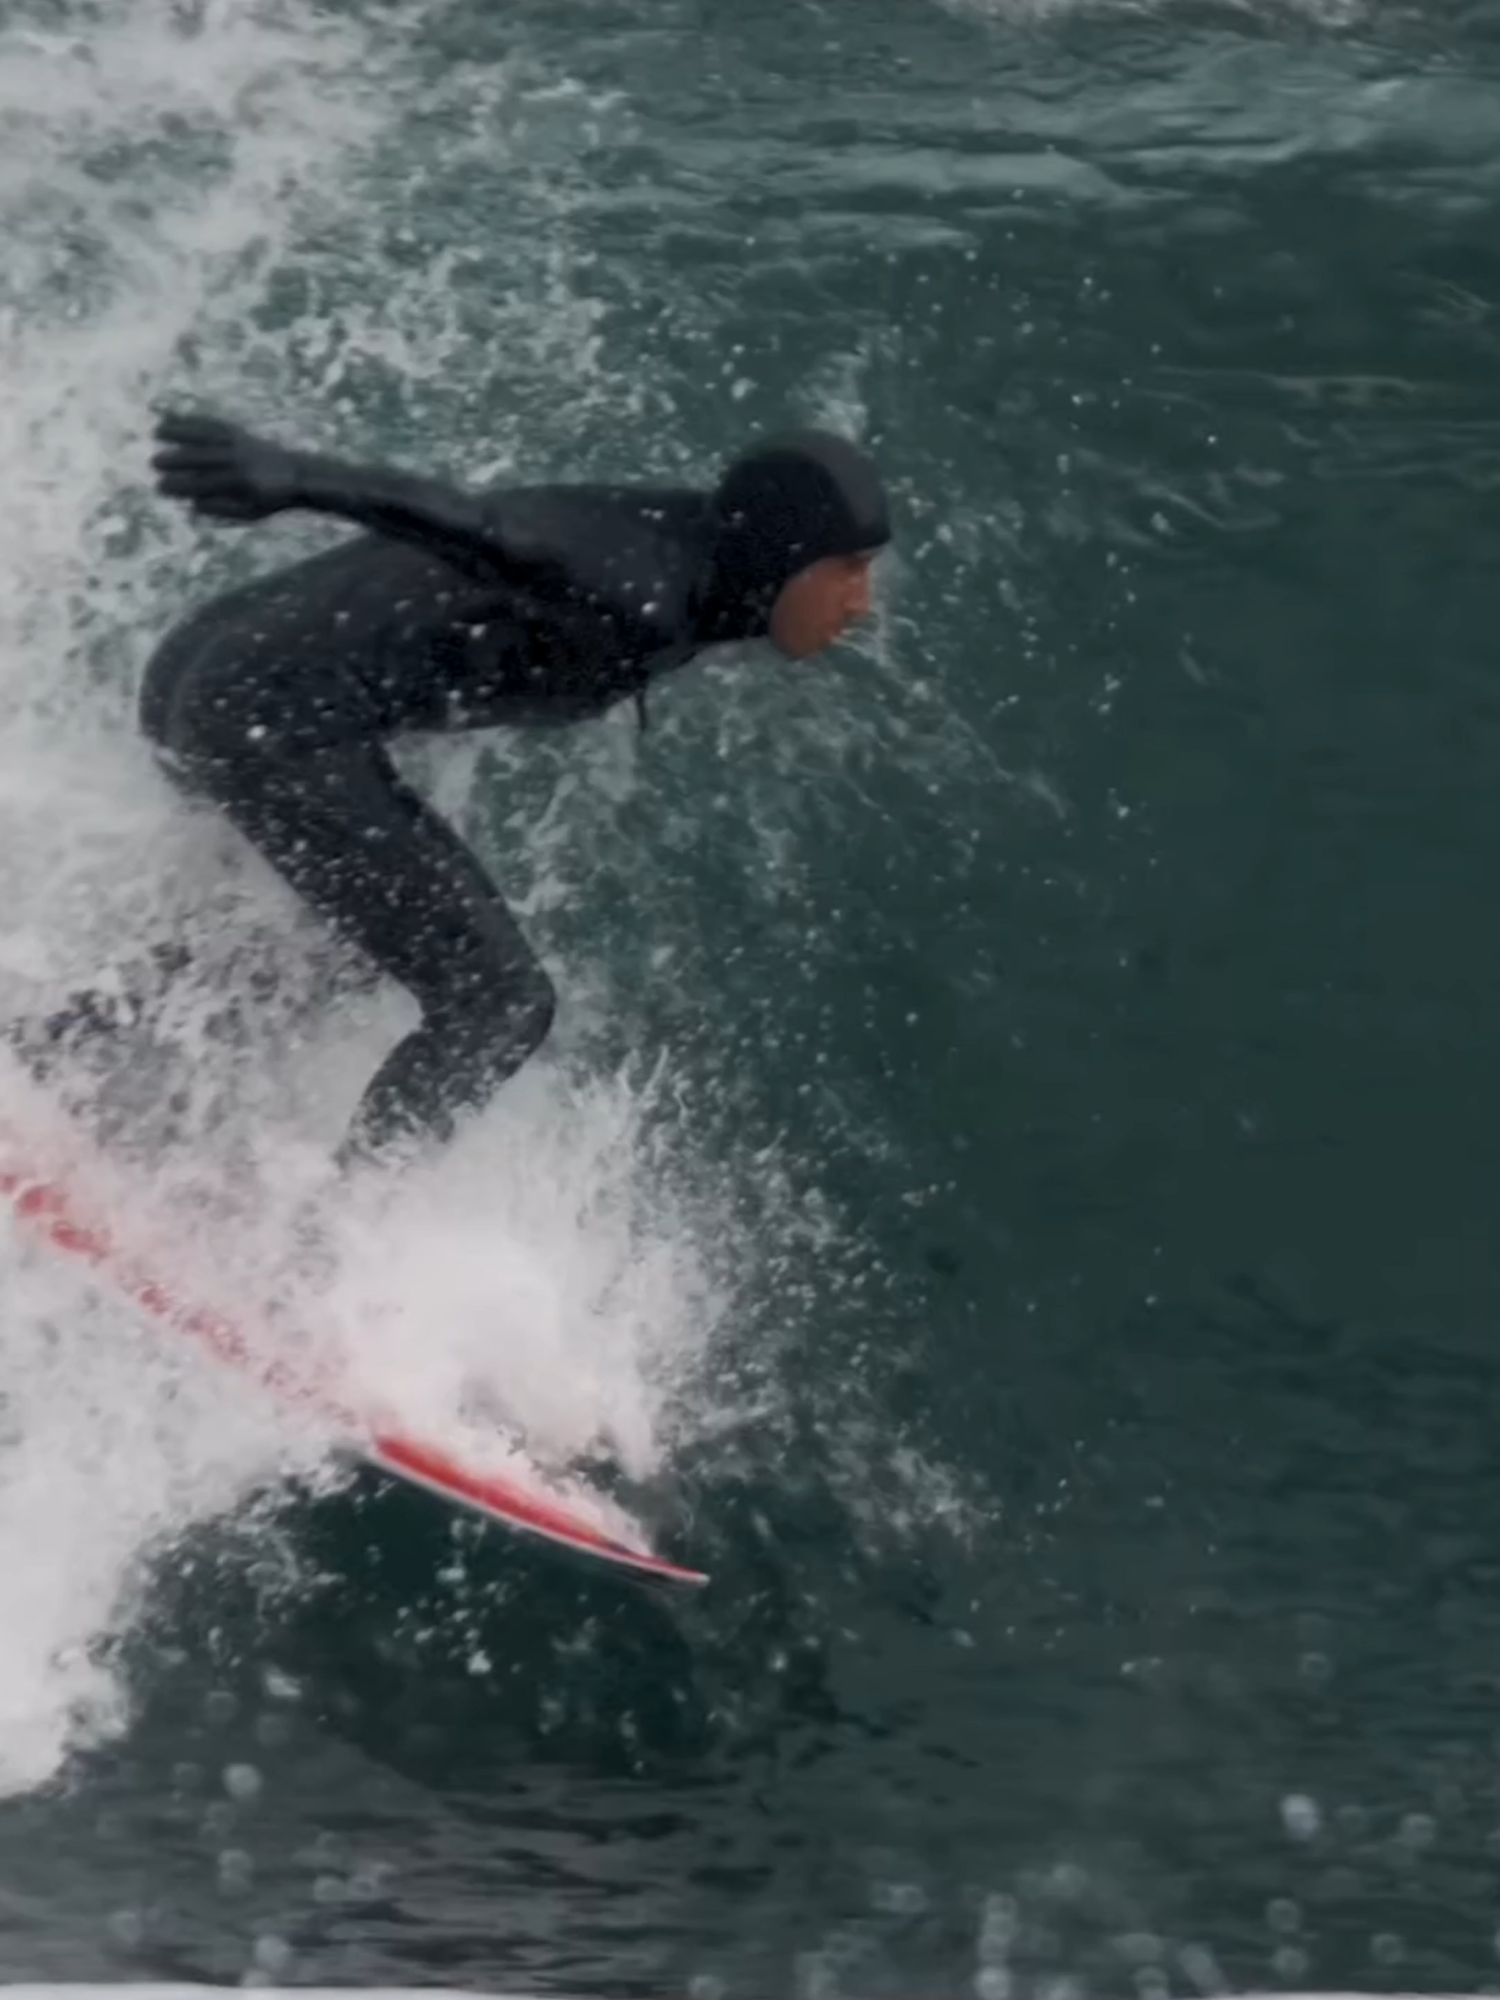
[151,411,304,523]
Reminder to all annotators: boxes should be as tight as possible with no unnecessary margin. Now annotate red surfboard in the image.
[0,1117,708,1592]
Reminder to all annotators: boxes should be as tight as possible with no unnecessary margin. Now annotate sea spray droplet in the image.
[1046,1862,1088,1900]
[253,1933,292,1975]
[1177,1943,1226,1994]
[224,1762,263,1803]
[217,1849,253,1894]
[1280,1792,1321,1839]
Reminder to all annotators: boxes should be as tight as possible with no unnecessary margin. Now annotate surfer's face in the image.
[768,552,878,659]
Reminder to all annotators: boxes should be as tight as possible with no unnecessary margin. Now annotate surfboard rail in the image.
[0,1137,708,1592]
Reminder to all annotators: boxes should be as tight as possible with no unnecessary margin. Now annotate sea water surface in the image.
[0,0,1498,1992]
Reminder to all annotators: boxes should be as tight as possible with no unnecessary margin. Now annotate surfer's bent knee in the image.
[435,963,556,1074]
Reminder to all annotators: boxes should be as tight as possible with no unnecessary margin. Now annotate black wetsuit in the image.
[132,423,890,1160]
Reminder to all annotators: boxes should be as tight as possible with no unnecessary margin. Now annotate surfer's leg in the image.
[207,744,556,1163]
[340,763,559,1160]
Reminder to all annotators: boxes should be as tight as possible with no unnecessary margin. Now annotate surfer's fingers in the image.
[151,447,237,479]
[152,411,244,453]
[156,469,238,497]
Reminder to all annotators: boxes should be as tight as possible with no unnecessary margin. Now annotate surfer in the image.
[84,409,890,1166]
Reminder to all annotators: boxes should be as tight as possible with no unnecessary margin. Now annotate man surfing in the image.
[92,408,891,1166]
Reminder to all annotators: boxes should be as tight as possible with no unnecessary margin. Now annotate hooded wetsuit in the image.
[134,428,890,1160]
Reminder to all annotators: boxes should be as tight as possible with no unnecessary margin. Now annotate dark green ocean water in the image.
[3,0,1500,1993]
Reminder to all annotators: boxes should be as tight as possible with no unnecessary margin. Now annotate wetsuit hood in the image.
[697,429,891,641]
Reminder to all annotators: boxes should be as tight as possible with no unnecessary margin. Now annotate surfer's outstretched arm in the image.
[150,411,564,589]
